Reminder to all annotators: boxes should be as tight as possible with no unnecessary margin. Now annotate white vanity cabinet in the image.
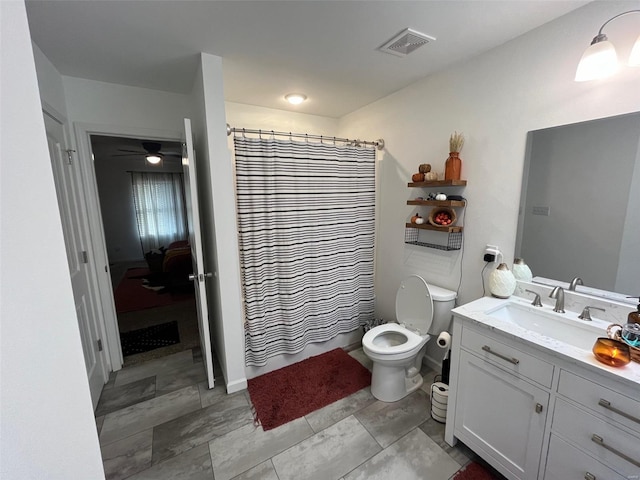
[445,312,640,480]
[448,323,552,480]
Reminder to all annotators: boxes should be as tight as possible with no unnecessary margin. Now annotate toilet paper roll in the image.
[437,331,451,349]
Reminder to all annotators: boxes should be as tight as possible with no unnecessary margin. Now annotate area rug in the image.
[247,348,371,431]
[453,461,502,480]
[114,268,194,313]
[120,320,180,356]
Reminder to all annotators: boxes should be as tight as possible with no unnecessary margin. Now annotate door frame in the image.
[73,122,183,371]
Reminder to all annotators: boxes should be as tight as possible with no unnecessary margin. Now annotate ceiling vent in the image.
[379,28,435,57]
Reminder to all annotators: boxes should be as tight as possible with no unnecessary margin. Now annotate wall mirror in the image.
[515,111,640,304]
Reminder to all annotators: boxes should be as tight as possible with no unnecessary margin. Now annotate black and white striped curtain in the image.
[234,136,376,367]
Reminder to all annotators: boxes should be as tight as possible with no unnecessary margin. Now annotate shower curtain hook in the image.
[242,128,246,138]
[333,136,336,145]
[259,129,262,139]
[289,132,292,141]
[271,130,275,140]
[320,135,323,144]
[305,134,308,143]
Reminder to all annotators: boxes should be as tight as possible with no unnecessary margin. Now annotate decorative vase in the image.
[488,263,517,299]
[444,152,462,181]
[512,258,533,282]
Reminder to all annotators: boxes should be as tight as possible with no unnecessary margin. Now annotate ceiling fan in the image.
[113,141,181,165]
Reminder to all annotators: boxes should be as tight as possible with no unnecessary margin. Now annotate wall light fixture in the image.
[575,10,640,81]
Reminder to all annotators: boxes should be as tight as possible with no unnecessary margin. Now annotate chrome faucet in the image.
[525,289,543,307]
[578,306,605,321]
[568,277,583,291]
[549,286,565,313]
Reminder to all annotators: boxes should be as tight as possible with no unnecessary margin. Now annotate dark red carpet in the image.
[453,461,502,480]
[247,348,371,431]
[114,268,193,314]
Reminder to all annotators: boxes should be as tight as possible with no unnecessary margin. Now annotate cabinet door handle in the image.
[598,399,640,425]
[584,473,596,480]
[535,403,543,414]
[591,434,640,468]
[481,345,520,365]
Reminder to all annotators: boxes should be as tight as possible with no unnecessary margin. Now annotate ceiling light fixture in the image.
[285,93,307,105]
[575,10,640,82]
[145,154,163,165]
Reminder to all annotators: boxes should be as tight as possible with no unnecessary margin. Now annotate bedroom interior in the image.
[92,134,202,365]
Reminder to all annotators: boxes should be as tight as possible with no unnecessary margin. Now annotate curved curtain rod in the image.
[226,124,385,151]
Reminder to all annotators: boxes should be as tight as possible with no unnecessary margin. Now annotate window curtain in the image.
[234,136,376,367]
[130,172,188,253]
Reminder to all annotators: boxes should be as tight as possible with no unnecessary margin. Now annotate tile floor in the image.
[97,347,504,480]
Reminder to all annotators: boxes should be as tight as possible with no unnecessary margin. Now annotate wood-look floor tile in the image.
[343,428,460,480]
[209,418,313,480]
[271,415,381,480]
[100,385,200,446]
[101,429,153,480]
[354,389,430,448]
[95,376,156,417]
[305,387,376,433]
[126,443,213,480]
[152,392,252,464]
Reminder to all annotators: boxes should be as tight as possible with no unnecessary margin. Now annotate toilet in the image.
[362,275,456,402]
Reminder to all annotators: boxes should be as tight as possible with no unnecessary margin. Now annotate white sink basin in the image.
[485,302,605,351]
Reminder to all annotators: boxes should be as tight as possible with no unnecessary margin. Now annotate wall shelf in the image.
[407,179,467,188]
[406,178,467,251]
[405,223,463,233]
[407,199,466,207]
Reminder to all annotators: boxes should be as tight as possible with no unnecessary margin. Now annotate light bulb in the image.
[285,93,307,105]
[575,37,618,81]
[146,154,162,165]
[629,34,640,66]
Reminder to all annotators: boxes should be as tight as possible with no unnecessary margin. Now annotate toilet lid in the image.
[396,275,434,334]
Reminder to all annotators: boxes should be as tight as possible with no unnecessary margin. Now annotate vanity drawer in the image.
[558,369,640,435]
[552,398,640,478]
[544,434,628,480]
[461,328,554,387]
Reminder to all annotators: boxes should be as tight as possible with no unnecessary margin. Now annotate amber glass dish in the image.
[592,338,631,367]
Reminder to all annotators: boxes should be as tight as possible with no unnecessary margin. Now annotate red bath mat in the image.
[247,348,371,430]
[453,461,504,480]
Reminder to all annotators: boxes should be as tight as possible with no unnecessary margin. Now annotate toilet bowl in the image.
[362,275,456,402]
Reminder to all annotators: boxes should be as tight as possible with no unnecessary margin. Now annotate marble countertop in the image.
[452,296,640,390]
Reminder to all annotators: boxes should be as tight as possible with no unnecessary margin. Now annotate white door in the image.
[44,112,107,408]
[183,118,215,388]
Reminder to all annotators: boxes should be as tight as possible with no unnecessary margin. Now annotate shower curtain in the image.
[234,136,376,367]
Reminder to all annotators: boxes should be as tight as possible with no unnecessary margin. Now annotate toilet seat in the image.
[396,275,434,334]
[362,323,426,356]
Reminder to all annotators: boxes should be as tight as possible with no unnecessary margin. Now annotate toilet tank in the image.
[426,284,457,335]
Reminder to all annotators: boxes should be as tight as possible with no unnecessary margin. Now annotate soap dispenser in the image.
[627,296,640,324]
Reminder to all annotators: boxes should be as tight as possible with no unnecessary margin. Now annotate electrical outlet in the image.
[484,244,501,262]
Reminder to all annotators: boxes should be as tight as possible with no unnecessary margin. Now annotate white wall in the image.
[63,76,191,132]
[0,2,105,478]
[32,42,67,118]
[193,54,248,392]
[225,101,339,141]
[338,0,640,367]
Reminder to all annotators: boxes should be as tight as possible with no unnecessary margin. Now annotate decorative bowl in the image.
[428,207,457,227]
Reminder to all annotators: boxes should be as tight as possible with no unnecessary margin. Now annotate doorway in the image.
[91,134,199,366]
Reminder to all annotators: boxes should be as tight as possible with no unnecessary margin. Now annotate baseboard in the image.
[226,377,248,394]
